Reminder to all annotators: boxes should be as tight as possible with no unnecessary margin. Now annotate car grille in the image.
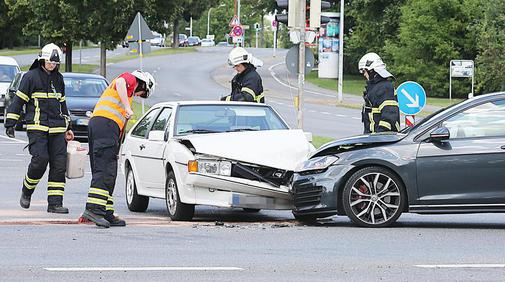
[293,184,323,208]
[70,110,89,117]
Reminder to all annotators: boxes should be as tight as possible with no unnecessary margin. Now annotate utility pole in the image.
[337,0,344,103]
[190,17,193,37]
[273,10,277,58]
[297,0,306,129]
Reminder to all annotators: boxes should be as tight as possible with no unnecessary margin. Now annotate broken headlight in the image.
[295,155,339,173]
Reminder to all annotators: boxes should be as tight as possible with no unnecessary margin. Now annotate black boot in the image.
[47,205,69,214]
[105,215,126,227]
[20,192,31,209]
[82,210,110,228]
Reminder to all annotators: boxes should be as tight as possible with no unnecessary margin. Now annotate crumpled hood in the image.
[312,132,407,158]
[176,129,314,171]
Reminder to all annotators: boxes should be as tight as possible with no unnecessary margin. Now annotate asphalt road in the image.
[1,47,504,281]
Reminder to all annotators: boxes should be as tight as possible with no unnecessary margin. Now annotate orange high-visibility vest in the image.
[92,80,133,129]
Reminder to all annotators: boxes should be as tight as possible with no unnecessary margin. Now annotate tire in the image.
[165,170,194,221]
[242,208,261,213]
[293,212,318,224]
[342,166,406,227]
[125,167,149,212]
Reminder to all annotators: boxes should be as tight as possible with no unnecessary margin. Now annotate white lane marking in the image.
[268,62,335,98]
[173,92,182,97]
[44,267,244,272]
[321,112,331,115]
[351,117,361,120]
[0,159,23,162]
[0,134,27,144]
[415,264,505,269]
[335,114,346,117]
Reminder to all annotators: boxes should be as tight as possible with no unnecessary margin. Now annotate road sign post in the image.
[449,60,474,100]
[397,81,427,127]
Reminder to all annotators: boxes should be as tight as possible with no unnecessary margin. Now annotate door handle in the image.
[139,144,145,150]
[501,145,505,150]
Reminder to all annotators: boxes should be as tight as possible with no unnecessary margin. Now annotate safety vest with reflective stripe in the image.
[92,80,132,129]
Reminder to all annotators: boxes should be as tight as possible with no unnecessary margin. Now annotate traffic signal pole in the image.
[337,0,344,103]
[297,0,306,130]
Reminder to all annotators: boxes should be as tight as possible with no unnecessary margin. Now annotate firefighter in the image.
[4,43,74,213]
[81,70,155,228]
[221,47,265,103]
[358,52,400,134]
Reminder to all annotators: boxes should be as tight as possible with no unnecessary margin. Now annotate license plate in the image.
[0,101,4,107]
[76,118,89,126]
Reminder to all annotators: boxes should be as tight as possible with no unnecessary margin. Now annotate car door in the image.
[416,99,505,204]
[136,107,173,190]
[129,108,160,190]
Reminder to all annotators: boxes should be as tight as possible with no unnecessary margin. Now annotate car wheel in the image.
[242,208,261,213]
[165,170,194,221]
[342,166,406,227]
[125,166,149,212]
[292,212,318,224]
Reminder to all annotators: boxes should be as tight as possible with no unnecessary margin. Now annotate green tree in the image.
[385,0,478,97]
[474,0,505,93]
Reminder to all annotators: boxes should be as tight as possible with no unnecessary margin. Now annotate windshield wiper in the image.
[227,128,259,132]
[179,129,219,134]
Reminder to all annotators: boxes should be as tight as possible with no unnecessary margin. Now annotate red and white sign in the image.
[405,115,415,127]
[230,25,243,37]
[229,15,240,27]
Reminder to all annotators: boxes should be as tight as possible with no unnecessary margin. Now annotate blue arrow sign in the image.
[396,81,426,115]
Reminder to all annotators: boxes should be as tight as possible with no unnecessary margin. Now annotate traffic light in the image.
[275,0,302,28]
[308,0,332,29]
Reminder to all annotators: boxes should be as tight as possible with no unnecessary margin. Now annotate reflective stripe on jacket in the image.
[92,80,132,129]
[228,64,264,103]
[362,75,400,134]
[5,65,69,132]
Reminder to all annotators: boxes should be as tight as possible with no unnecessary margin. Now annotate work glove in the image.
[5,126,15,138]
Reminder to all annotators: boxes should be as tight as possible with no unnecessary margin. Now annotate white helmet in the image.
[358,52,393,78]
[131,70,156,98]
[227,47,263,68]
[38,43,63,63]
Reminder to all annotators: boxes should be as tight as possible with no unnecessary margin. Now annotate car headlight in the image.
[295,155,339,173]
[187,159,232,176]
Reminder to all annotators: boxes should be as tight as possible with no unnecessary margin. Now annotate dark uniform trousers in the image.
[85,116,120,217]
[23,131,67,206]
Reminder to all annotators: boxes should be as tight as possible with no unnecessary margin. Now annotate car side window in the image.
[151,107,173,132]
[131,109,159,138]
[442,99,505,139]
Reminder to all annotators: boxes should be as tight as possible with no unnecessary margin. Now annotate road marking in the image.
[268,62,335,98]
[0,159,23,162]
[351,117,361,120]
[321,112,331,115]
[415,264,505,269]
[0,134,27,143]
[44,267,244,272]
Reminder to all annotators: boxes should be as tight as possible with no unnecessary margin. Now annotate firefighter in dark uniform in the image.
[358,52,400,134]
[81,70,155,228]
[4,43,74,213]
[221,47,265,103]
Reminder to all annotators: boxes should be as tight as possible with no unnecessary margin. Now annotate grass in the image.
[107,47,197,64]
[312,136,335,149]
[20,63,98,73]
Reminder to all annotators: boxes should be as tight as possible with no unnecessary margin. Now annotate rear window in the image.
[64,77,108,97]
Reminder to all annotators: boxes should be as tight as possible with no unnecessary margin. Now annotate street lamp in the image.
[207,4,225,38]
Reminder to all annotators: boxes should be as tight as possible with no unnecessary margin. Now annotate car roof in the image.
[151,101,272,108]
[61,72,107,80]
[0,56,19,66]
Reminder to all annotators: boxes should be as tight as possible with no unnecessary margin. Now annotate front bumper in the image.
[186,172,292,210]
[71,117,90,139]
[291,164,354,217]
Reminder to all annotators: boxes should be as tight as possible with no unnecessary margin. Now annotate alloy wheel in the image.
[166,178,178,215]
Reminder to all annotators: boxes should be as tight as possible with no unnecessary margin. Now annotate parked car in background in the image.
[150,32,166,47]
[292,92,505,227]
[187,36,200,46]
[201,38,215,47]
[3,71,25,129]
[4,72,108,139]
[216,41,230,47]
[0,56,20,119]
[178,34,188,47]
[121,101,315,221]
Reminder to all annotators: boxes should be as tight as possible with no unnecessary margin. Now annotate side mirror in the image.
[148,130,165,142]
[304,132,313,143]
[429,127,450,142]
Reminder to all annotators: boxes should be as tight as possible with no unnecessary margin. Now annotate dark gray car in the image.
[292,92,505,227]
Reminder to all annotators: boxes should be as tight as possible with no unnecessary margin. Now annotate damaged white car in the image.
[120,101,315,220]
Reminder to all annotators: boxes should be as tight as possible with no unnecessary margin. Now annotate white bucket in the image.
[66,141,88,179]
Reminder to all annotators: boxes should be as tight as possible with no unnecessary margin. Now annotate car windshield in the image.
[0,65,18,82]
[174,105,289,136]
[63,77,108,97]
